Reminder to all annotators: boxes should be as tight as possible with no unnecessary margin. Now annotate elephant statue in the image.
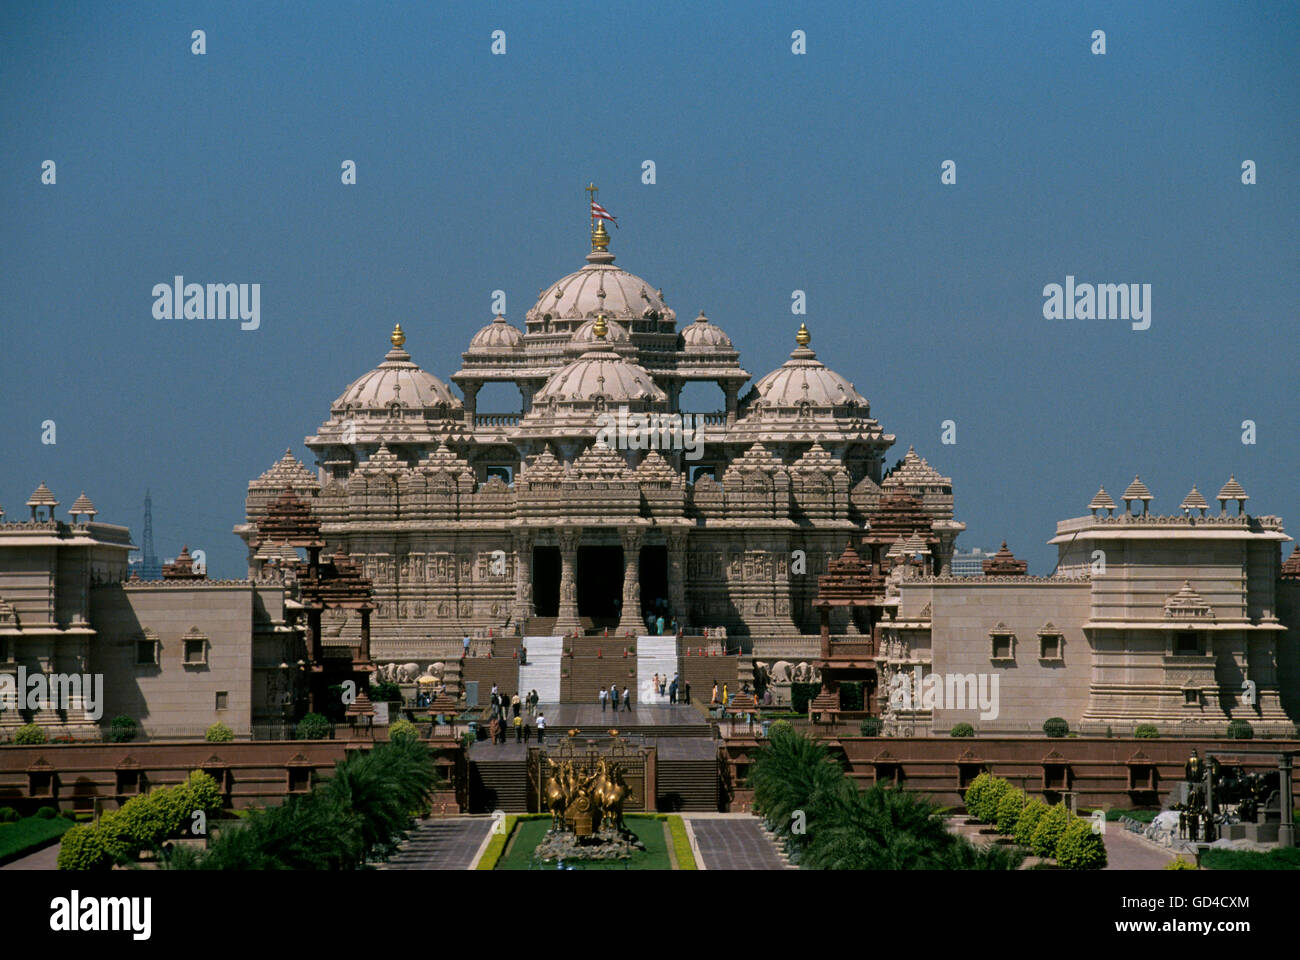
[423,662,446,680]
[769,660,795,684]
[375,663,396,684]
[396,662,421,683]
[792,662,813,682]
[752,661,770,688]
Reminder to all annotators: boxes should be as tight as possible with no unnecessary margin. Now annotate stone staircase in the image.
[518,636,563,705]
[468,754,530,813]
[636,636,678,704]
[657,757,721,811]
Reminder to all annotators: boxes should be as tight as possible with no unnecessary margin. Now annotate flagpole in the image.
[586,182,598,245]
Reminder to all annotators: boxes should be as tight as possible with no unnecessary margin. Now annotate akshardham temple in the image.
[3,201,1300,747]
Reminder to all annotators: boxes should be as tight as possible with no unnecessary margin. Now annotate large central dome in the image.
[525,223,676,326]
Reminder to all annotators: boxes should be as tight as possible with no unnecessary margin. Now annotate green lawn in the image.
[0,815,74,864]
[495,814,673,870]
[1201,846,1300,870]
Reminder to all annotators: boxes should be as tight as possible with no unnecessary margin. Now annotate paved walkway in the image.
[687,815,791,870]
[1102,824,1179,870]
[381,818,495,870]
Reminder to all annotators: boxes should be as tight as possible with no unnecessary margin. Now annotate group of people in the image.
[643,597,677,636]
[597,673,693,710]
[486,684,546,745]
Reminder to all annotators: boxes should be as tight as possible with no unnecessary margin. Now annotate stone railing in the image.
[474,412,521,428]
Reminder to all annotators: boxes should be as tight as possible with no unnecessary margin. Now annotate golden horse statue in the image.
[592,757,630,832]
[543,758,575,830]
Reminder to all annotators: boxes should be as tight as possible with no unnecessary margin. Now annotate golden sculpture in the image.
[543,754,633,836]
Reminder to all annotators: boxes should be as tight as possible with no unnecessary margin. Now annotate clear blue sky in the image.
[1,0,1296,577]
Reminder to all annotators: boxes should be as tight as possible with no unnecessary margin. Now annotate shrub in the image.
[108,715,138,743]
[1015,799,1050,847]
[205,722,234,742]
[838,680,864,711]
[388,719,419,743]
[1042,717,1069,738]
[459,730,476,752]
[56,824,114,871]
[370,681,402,703]
[1134,723,1159,739]
[859,717,882,737]
[790,683,822,715]
[1226,719,1254,740]
[14,723,46,745]
[0,807,18,823]
[1030,803,1071,858]
[296,713,331,741]
[37,806,57,819]
[962,772,991,819]
[1055,816,1108,869]
[995,788,1026,835]
[982,777,1010,822]
[950,723,975,738]
[768,719,794,737]
[1164,855,1198,870]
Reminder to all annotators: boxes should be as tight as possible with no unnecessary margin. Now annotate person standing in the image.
[523,720,531,744]
[669,678,677,704]
[531,690,539,716]
[644,610,656,634]
[489,716,500,746]
[463,635,471,658]
[520,639,527,665]
[610,684,619,713]
[512,692,521,718]
[536,712,546,744]
[711,680,718,704]
[622,685,631,711]
[684,679,691,705]
[723,682,729,706]
[600,685,607,713]
[652,674,659,700]
[514,714,523,742]
[656,615,665,635]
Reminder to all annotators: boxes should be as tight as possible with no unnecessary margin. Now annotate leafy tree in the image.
[995,788,1026,835]
[1055,816,1107,869]
[1014,798,1050,847]
[1030,803,1071,858]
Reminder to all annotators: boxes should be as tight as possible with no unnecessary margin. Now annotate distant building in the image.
[950,547,999,577]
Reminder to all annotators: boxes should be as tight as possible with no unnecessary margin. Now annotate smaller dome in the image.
[750,325,867,408]
[333,331,460,415]
[680,311,733,351]
[534,347,667,406]
[467,314,523,353]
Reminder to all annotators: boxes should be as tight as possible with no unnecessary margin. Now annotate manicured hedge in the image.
[108,716,138,743]
[950,723,975,738]
[1134,724,1159,739]
[205,722,234,743]
[1042,717,1069,738]
[1055,816,1106,869]
[1226,719,1254,740]
[790,683,822,715]
[295,713,331,740]
[667,815,696,870]
[57,770,223,870]
[13,724,46,745]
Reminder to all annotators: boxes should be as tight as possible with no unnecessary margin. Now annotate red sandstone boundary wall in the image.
[721,736,1300,812]
[0,739,463,815]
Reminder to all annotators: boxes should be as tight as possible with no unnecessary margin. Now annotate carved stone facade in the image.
[235,231,962,651]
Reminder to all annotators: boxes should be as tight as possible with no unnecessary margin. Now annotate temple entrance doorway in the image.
[577,545,622,627]
[533,546,560,618]
[640,545,668,623]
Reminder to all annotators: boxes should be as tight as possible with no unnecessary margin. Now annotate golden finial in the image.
[591,219,610,252]
[390,323,406,348]
[795,322,810,347]
[593,314,608,340]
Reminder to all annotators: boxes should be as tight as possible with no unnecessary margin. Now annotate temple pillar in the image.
[723,382,739,427]
[555,527,582,635]
[513,529,535,624]
[617,527,644,635]
[667,529,688,631]
[461,381,481,427]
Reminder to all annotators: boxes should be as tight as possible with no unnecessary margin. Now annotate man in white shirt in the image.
[536,712,546,744]
[599,686,607,713]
